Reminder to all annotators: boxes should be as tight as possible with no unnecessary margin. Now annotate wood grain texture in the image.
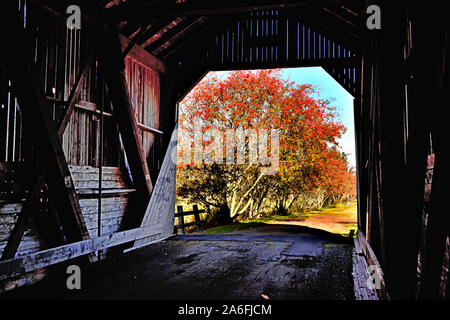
[120,34,167,75]
[132,127,177,248]
[100,31,153,209]
[0,224,162,281]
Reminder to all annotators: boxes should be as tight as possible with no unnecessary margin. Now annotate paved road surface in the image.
[1,225,354,300]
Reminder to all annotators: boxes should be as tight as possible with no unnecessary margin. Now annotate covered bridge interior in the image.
[0,0,449,299]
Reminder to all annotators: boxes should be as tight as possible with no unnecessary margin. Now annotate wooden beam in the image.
[137,122,164,135]
[161,21,213,61]
[119,34,167,74]
[172,65,209,103]
[0,8,90,244]
[321,7,361,30]
[207,57,358,72]
[104,0,346,22]
[357,41,371,237]
[57,47,96,139]
[418,132,448,298]
[413,5,449,298]
[135,18,179,46]
[100,30,153,223]
[357,230,387,299]
[102,0,161,22]
[322,65,357,96]
[131,126,178,249]
[146,18,201,54]
[1,42,96,261]
[122,21,153,58]
[152,17,208,57]
[163,13,360,65]
[141,18,187,50]
[295,8,361,50]
[375,3,415,299]
[0,175,41,260]
[0,224,162,281]
[353,97,363,231]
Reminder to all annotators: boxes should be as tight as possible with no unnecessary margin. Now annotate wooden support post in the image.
[0,224,162,281]
[375,3,419,299]
[129,126,178,250]
[177,206,185,235]
[358,43,371,238]
[419,139,449,298]
[57,48,96,139]
[122,22,153,59]
[414,5,450,298]
[193,205,202,232]
[0,7,90,246]
[93,119,101,167]
[99,29,153,227]
[353,96,364,233]
[0,33,97,261]
[119,34,167,75]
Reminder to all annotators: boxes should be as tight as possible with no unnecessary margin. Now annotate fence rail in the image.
[174,205,206,235]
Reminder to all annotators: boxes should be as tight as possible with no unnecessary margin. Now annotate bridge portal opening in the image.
[175,67,357,238]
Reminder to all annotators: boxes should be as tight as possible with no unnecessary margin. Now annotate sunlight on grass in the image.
[201,222,267,234]
[201,201,358,237]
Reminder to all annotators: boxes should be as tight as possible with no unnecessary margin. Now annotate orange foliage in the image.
[179,69,356,205]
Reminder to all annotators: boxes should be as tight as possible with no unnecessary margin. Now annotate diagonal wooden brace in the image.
[0,8,90,251]
[99,29,153,227]
[0,46,97,260]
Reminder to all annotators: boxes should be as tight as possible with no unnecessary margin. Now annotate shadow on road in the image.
[1,224,355,300]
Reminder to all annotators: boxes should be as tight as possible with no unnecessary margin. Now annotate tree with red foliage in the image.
[177,69,355,220]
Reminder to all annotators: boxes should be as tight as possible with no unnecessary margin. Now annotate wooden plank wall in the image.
[167,10,358,96]
[0,0,163,289]
[0,162,47,292]
[0,204,41,258]
[61,101,122,167]
[356,2,409,298]
[124,57,162,180]
[0,0,119,167]
[0,163,137,291]
[70,165,134,238]
[412,10,450,299]
[0,82,25,163]
[358,2,450,299]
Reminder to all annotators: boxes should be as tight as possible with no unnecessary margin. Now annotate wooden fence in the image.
[174,205,206,235]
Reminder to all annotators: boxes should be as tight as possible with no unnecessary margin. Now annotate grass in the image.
[200,221,267,234]
[200,201,358,237]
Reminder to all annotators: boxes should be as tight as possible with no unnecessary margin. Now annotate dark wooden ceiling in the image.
[96,0,364,63]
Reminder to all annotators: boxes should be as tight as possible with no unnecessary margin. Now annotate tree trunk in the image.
[216,204,232,225]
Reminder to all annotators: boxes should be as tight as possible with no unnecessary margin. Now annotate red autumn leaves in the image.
[178,69,356,215]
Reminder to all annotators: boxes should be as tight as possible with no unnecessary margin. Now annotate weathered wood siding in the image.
[132,127,177,250]
[0,163,43,259]
[0,163,135,291]
[0,165,134,253]
[70,165,134,238]
[0,203,42,258]
[0,0,164,289]
[0,161,46,292]
[124,56,162,180]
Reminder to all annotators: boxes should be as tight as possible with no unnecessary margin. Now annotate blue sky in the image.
[192,67,356,167]
[280,67,356,167]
